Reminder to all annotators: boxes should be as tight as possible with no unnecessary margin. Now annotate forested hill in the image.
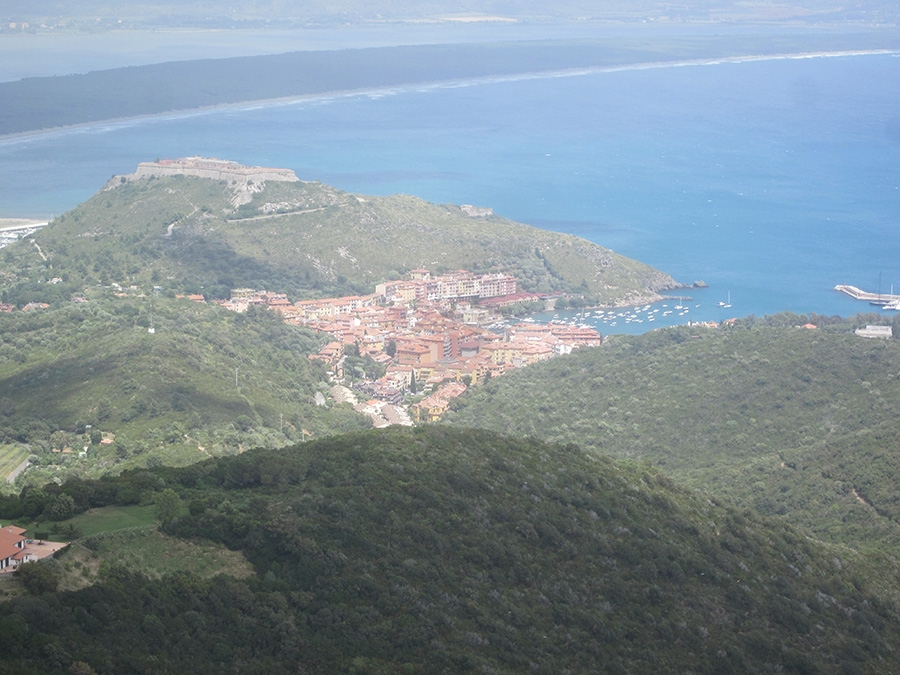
[1,172,676,305]
[0,168,674,485]
[0,297,371,488]
[4,426,900,673]
[444,317,900,553]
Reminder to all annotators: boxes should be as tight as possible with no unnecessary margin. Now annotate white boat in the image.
[718,291,732,308]
[882,285,899,310]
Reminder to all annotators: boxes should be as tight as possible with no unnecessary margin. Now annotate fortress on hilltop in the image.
[123,157,300,185]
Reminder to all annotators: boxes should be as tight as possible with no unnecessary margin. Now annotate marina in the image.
[526,293,731,336]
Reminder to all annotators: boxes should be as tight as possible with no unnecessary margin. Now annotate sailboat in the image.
[881,284,898,310]
[718,291,731,308]
[870,274,890,306]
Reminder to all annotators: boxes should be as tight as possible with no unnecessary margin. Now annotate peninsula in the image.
[6,158,678,307]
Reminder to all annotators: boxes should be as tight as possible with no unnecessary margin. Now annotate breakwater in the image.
[834,284,900,304]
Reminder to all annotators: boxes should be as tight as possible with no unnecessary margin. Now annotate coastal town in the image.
[213,269,603,426]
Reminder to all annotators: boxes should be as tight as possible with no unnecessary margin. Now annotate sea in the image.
[2,27,899,335]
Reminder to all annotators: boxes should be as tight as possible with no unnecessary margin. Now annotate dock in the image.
[834,284,900,304]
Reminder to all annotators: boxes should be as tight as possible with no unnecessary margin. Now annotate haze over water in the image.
[2,37,899,333]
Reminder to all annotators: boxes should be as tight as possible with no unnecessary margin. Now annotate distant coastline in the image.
[3,44,898,331]
[2,48,897,142]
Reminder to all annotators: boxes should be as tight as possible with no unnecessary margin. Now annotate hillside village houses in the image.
[217,269,602,422]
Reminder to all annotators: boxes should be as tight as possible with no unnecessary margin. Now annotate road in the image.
[6,458,30,484]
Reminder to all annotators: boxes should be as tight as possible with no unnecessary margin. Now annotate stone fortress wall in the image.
[127,157,300,185]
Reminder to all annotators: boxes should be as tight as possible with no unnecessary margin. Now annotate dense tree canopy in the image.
[445,317,900,553]
[4,427,900,673]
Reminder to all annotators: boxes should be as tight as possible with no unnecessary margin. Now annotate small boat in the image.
[718,291,732,308]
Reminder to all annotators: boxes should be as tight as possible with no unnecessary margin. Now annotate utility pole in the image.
[234,367,239,388]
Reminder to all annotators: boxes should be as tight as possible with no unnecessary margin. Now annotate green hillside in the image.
[3,427,900,673]
[0,169,676,489]
[444,317,900,553]
[1,173,677,305]
[0,295,369,488]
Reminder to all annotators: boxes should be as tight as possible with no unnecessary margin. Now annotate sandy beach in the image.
[0,218,47,229]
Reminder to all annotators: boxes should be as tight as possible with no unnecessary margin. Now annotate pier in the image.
[834,284,900,304]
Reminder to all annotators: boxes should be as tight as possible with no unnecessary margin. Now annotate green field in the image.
[58,504,157,538]
[56,527,254,591]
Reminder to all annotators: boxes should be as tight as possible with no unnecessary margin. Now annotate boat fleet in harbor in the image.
[571,302,700,328]
[513,280,900,337]
[532,297,727,332]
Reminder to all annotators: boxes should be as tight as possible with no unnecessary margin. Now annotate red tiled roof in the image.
[0,526,26,563]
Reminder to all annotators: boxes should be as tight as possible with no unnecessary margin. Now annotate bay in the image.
[1,48,899,333]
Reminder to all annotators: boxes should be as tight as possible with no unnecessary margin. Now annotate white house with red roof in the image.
[0,524,68,572]
[0,524,29,571]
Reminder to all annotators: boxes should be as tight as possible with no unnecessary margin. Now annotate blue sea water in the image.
[2,49,900,333]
